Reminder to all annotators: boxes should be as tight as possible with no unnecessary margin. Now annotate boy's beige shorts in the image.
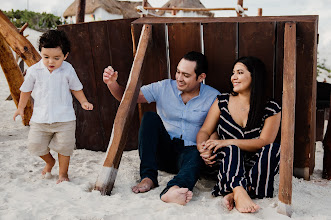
[28,120,76,157]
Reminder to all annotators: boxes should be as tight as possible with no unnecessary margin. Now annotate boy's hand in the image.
[81,101,93,110]
[103,66,118,85]
[13,108,24,121]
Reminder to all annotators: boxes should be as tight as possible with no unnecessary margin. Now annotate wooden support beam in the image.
[94,24,152,195]
[0,10,41,67]
[258,8,263,16]
[0,33,33,126]
[277,22,296,217]
[76,0,86,23]
[323,94,331,179]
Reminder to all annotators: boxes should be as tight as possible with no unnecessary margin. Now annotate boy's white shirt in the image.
[20,60,83,124]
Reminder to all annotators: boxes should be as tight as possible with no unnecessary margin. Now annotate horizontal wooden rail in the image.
[142,7,248,12]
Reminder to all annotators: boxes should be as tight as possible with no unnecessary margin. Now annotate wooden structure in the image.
[57,16,318,211]
[323,95,331,180]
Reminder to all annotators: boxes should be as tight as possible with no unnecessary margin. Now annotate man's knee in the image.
[140,112,162,127]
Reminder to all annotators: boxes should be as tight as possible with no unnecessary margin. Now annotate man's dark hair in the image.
[183,51,208,78]
[230,56,267,130]
[39,29,71,55]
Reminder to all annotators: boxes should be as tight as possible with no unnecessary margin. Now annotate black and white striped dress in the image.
[212,93,281,198]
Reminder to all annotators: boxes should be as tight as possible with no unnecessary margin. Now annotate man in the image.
[103,51,220,205]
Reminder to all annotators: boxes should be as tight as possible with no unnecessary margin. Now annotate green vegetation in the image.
[3,9,63,31]
[317,56,331,79]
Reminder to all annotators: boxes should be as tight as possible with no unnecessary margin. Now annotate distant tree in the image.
[3,9,63,31]
[317,54,331,80]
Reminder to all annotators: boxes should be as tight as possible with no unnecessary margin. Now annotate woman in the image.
[196,56,281,213]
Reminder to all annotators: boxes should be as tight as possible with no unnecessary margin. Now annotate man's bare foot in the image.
[41,158,55,179]
[233,186,260,213]
[132,177,155,193]
[161,186,193,205]
[223,193,234,211]
[56,174,69,184]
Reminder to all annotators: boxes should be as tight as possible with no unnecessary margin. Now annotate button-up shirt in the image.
[20,60,83,124]
[141,79,220,146]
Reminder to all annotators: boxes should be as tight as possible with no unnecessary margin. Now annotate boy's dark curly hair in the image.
[39,29,71,55]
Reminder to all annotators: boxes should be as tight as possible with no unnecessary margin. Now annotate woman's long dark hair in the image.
[230,56,267,130]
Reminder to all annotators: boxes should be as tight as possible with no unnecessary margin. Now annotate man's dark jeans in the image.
[138,112,203,196]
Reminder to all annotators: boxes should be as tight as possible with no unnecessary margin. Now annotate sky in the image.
[0,0,330,68]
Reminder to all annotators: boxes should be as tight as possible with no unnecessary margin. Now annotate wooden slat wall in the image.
[203,22,237,92]
[58,18,139,151]
[58,17,318,179]
[168,23,202,79]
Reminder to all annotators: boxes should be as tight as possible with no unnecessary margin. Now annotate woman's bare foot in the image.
[56,174,69,184]
[223,193,234,211]
[233,186,260,213]
[161,186,193,205]
[132,177,155,193]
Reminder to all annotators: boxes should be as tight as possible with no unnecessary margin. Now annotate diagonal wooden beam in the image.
[0,33,33,126]
[94,24,152,195]
[0,10,41,67]
[277,22,296,217]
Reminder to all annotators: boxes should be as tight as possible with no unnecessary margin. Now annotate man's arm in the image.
[103,66,147,103]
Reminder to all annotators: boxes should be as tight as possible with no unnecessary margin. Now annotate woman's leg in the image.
[248,143,281,198]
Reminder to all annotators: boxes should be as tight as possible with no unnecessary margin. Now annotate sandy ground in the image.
[0,28,331,220]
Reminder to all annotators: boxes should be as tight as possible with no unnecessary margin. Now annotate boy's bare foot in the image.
[161,186,193,205]
[233,186,260,213]
[56,174,69,184]
[41,157,55,179]
[223,193,234,211]
[132,177,155,193]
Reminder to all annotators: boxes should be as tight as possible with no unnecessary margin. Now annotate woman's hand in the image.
[205,139,228,153]
[199,141,216,166]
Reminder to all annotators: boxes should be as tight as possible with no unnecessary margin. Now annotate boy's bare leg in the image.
[40,153,55,177]
[233,186,260,213]
[223,193,234,211]
[57,154,70,184]
[132,177,155,193]
[161,186,193,205]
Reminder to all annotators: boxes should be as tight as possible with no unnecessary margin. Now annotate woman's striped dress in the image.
[212,93,281,199]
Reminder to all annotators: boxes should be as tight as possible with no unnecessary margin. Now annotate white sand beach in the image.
[1,28,331,220]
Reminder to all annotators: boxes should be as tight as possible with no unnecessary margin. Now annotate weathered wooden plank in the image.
[323,95,331,180]
[203,22,237,92]
[0,10,41,66]
[58,23,104,151]
[95,24,152,195]
[277,22,296,217]
[106,18,140,151]
[0,33,33,126]
[132,23,168,116]
[167,23,201,78]
[76,0,86,23]
[238,22,276,98]
[293,21,318,177]
[132,16,318,24]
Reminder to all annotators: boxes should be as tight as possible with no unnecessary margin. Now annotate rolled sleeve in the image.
[141,80,165,104]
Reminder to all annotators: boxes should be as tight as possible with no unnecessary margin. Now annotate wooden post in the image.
[323,94,331,179]
[76,0,86,23]
[0,10,41,67]
[141,0,148,17]
[0,33,33,126]
[277,22,296,217]
[236,0,244,17]
[258,8,263,16]
[94,24,152,195]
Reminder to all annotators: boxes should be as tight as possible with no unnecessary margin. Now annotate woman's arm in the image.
[205,112,281,152]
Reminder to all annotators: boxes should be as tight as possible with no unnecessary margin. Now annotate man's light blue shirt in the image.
[141,79,220,146]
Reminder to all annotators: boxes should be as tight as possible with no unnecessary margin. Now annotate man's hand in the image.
[198,141,216,166]
[81,101,93,110]
[13,108,24,121]
[103,66,118,86]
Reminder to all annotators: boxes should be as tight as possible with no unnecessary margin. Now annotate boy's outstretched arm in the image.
[13,91,32,121]
[71,90,93,110]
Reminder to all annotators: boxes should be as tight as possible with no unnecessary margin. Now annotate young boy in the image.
[13,30,93,184]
